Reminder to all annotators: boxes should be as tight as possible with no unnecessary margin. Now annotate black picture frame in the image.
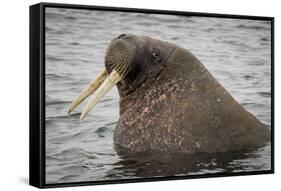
[29,2,274,188]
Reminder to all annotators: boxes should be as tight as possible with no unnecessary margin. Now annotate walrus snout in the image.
[67,35,138,120]
[105,34,137,77]
[104,35,139,97]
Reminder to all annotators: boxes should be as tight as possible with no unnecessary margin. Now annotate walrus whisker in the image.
[117,58,130,78]
[118,60,129,78]
[115,59,127,72]
[106,53,131,79]
[111,60,123,71]
[107,56,121,69]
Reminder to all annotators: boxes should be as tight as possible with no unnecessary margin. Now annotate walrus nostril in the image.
[118,34,127,39]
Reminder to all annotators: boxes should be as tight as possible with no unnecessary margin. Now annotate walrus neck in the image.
[118,47,177,113]
[118,50,178,116]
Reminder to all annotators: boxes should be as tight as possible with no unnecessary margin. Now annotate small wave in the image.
[167,25,183,29]
[46,42,59,46]
[71,132,82,138]
[135,13,153,19]
[59,174,80,182]
[51,112,98,121]
[46,113,79,121]
[135,22,158,27]
[46,100,70,106]
[93,151,115,156]
[46,73,76,82]
[204,28,216,32]
[101,98,115,103]
[46,73,62,79]
[45,12,65,20]
[241,102,255,107]
[237,24,268,30]
[260,37,269,42]
[68,112,84,118]
[136,13,189,23]
[104,121,117,126]
[45,26,53,32]
[258,92,271,97]
[53,30,72,35]
[65,16,76,20]
[222,40,254,50]
[45,119,56,126]
[52,147,96,160]
[244,75,253,80]
[171,37,179,40]
[95,126,108,138]
[248,60,265,66]
[82,139,98,143]
[46,155,60,162]
[46,55,64,62]
[69,42,80,46]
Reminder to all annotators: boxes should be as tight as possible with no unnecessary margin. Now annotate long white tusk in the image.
[80,70,122,120]
[67,69,108,114]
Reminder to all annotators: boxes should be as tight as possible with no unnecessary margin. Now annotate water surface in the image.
[45,8,271,184]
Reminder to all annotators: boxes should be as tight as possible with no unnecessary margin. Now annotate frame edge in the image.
[29,3,44,188]
[30,2,275,188]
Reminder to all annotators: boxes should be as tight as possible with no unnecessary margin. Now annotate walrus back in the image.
[166,47,270,151]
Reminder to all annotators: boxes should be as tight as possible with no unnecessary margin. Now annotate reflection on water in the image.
[112,143,271,178]
[45,7,271,184]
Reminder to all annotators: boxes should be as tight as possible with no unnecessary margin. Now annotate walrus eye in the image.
[152,49,160,59]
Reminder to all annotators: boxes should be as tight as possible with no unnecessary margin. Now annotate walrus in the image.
[68,34,270,153]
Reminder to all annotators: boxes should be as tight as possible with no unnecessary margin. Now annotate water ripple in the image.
[45,7,271,184]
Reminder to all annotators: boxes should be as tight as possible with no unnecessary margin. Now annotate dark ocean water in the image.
[45,8,271,184]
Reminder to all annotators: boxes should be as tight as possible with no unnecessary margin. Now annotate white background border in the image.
[0,0,279,190]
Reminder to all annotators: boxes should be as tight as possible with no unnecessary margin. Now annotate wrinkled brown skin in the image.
[113,37,270,153]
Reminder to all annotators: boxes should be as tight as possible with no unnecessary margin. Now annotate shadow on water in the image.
[105,142,271,179]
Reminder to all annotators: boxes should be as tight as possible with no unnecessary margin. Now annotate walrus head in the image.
[67,34,176,120]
